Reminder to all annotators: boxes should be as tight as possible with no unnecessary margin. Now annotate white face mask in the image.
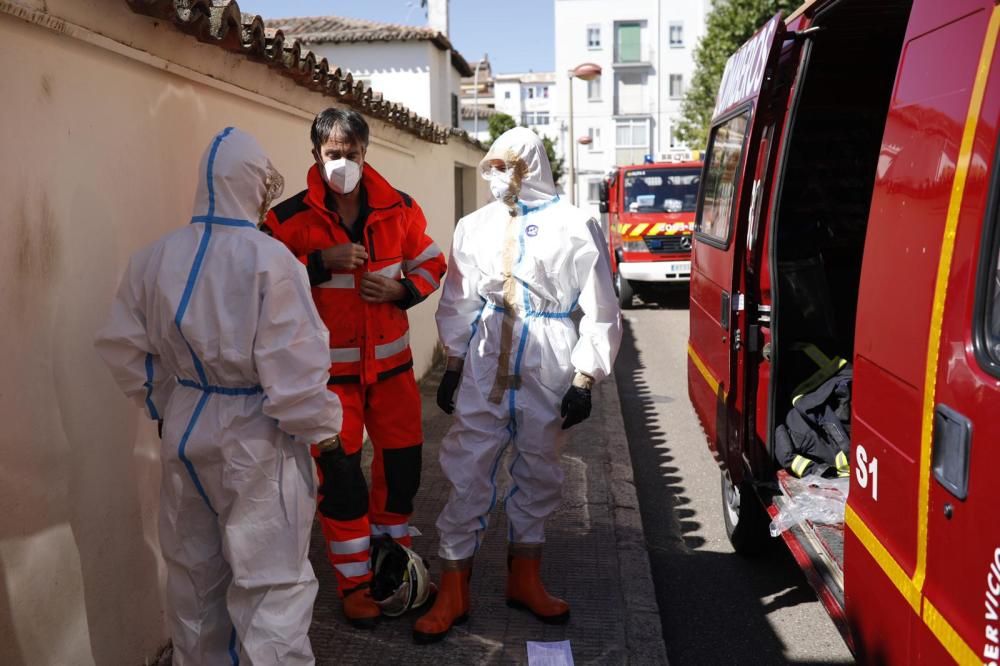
[488,169,515,203]
[322,157,362,194]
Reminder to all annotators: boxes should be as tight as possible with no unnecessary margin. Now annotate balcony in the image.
[613,46,655,68]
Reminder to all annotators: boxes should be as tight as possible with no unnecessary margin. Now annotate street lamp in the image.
[472,53,488,139]
[567,62,601,206]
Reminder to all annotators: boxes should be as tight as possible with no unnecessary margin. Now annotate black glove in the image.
[315,446,368,520]
[560,386,592,430]
[437,369,462,414]
[316,450,338,499]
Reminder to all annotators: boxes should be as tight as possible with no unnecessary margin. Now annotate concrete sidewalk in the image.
[308,365,668,665]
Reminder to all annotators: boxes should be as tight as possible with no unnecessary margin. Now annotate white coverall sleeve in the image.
[94,257,173,420]
[570,219,623,383]
[254,267,343,443]
[435,220,483,358]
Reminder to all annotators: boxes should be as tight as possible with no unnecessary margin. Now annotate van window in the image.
[985,217,1000,364]
[623,168,700,213]
[697,109,751,243]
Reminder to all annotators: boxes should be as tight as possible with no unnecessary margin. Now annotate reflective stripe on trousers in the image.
[371,522,410,539]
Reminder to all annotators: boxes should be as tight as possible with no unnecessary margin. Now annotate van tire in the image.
[721,469,770,557]
[615,271,635,309]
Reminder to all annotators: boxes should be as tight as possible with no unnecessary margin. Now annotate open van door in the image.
[688,14,787,479]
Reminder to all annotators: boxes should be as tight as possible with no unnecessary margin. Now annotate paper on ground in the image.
[527,640,574,666]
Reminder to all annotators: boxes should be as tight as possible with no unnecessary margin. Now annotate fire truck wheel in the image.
[615,271,635,309]
[720,469,770,557]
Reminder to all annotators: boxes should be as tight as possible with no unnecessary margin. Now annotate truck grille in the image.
[644,235,692,254]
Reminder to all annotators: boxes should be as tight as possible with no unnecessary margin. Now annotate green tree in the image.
[488,113,517,142]
[541,135,565,186]
[674,0,799,149]
[487,112,565,185]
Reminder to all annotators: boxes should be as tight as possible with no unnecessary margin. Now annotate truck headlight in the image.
[622,239,647,252]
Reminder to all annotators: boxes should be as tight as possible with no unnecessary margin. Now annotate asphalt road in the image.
[614,291,855,666]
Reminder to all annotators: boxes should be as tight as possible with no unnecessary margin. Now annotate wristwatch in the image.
[316,434,342,454]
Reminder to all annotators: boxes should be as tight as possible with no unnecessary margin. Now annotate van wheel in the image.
[721,469,771,557]
[615,271,635,309]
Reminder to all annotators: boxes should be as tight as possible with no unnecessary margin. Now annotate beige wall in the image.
[0,2,486,664]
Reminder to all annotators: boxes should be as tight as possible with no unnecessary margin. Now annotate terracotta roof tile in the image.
[263,15,474,76]
[124,0,482,146]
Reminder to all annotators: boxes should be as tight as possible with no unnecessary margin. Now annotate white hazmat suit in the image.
[434,128,623,560]
[95,128,341,665]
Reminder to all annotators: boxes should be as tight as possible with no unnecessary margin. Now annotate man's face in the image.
[314,130,365,168]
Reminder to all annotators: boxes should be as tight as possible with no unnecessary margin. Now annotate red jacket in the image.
[264,163,446,385]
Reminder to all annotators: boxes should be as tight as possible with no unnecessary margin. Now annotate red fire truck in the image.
[687,0,1000,662]
[599,158,702,308]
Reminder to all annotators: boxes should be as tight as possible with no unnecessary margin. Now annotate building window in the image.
[587,25,601,49]
[587,76,601,101]
[669,74,684,99]
[588,127,601,151]
[504,90,511,100]
[616,119,649,148]
[669,22,684,48]
[587,179,602,203]
[616,22,642,63]
[522,112,549,126]
[697,109,751,244]
[451,93,459,129]
[542,86,550,98]
[615,118,651,165]
[527,87,535,99]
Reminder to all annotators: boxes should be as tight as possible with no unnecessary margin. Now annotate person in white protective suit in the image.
[413,127,622,644]
[95,127,343,665]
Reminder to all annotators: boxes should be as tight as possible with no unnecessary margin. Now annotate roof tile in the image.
[124,0,482,146]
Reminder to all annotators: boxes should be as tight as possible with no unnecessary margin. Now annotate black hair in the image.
[310,108,370,152]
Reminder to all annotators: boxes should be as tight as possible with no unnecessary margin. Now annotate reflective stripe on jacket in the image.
[265,163,446,385]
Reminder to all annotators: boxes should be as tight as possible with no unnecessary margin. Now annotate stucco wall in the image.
[0,2,486,664]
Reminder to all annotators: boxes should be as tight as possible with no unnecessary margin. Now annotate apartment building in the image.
[554,0,710,210]
[460,59,558,145]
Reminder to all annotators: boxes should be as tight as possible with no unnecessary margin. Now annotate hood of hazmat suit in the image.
[479,126,559,213]
[432,127,623,560]
[95,127,340,665]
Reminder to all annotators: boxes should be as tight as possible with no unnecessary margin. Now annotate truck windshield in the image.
[623,168,700,213]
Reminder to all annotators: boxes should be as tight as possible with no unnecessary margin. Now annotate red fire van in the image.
[687,0,1000,662]
[599,159,702,308]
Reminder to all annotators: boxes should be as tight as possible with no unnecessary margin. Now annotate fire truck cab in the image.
[687,0,1000,662]
[600,158,702,308]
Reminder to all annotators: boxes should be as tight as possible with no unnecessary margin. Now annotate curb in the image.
[599,371,670,664]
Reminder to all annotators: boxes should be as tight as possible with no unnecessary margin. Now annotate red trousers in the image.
[314,369,423,595]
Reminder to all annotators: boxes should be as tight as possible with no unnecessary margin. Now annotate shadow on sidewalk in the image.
[615,315,853,665]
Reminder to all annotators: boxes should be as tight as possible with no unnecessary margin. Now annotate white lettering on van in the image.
[986,547,1000,664]
[855,444,879,502]
[714,16,780,117]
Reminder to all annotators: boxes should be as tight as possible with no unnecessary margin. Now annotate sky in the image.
[236,0,555,75]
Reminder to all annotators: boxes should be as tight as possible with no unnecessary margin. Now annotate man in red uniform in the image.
[264,108,446,628]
